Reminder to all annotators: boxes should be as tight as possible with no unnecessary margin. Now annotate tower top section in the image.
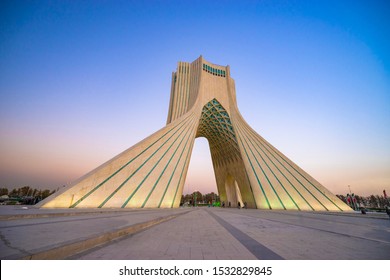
[198,56,230,78]
[166,56,233,124]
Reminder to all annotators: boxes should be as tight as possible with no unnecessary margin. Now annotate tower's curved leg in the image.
[39,111,198,208]
[232,113,351,211]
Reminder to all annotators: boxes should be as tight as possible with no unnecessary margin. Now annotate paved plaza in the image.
[0,206,389,260]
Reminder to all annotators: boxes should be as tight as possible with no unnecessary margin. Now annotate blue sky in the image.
[0,0,389,196]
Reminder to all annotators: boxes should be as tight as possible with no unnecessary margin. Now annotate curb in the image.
[0,209,150,221]
[21,211,189,260]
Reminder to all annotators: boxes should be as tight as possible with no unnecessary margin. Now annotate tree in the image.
[377,195,387,208]
[182,194,192,204]
[41,189,55,199]
[369,195,378,208]
[204,192,218,204]
[9,188,19,197]
[192,191,203,205]
[32,188,38,197]
[19,186,31,197]
[0,188,8,196]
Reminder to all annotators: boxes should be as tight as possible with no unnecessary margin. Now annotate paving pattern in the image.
[76,208,257,260]
[75,208,390,260]
[1,206,389,260]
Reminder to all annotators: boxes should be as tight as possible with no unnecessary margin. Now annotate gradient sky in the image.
[1,0,389,196]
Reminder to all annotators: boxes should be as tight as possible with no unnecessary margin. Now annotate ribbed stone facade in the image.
[40,56,351,211]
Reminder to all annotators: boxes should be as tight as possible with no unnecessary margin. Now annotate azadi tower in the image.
[40,56,351,211]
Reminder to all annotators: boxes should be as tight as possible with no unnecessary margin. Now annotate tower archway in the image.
[224,174,244,208]
[182,136,217,201]
[195,98,256,208]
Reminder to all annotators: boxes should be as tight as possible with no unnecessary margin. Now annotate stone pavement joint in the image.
[0,231,30,256]
[21,210,190,260]
[75,208,258,260]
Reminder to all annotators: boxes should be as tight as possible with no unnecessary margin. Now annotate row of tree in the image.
[336,194,389,209]
[180,191,390,209]
[0,186,56,205]
[181,191,220,206]
[1,186,388,209]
